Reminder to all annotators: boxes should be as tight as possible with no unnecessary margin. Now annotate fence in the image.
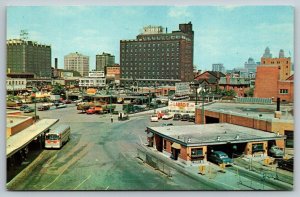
[136,147,172,177]
[235,97,272,104]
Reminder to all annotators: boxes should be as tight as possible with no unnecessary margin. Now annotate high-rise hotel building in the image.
[7,39,51,77]
[120,22,194,87]
[64,52,89,77]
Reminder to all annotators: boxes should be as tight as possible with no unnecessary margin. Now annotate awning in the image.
[171,142,181,149]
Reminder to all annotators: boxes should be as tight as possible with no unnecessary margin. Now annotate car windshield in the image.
[218,153,228,158]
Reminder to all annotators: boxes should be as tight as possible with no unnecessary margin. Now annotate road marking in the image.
[105,186,109,190]
[73,174,92,190]
[41,170,64,190]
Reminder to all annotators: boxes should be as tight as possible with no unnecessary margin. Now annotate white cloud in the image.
[168,6,191,18]
[216,5,241,12]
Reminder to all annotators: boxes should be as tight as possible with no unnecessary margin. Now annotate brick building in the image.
[194,102,294,149]
[146,123,285,164]
[254,49,293,102]
[218,74,251,97]
[120,22,194,87]
[7,39,52,77]
[194,71,225,92]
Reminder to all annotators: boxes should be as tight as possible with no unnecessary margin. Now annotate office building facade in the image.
[96,52,115,71]
[7,39,51,77]
[64,52,89,77]
[212,63,225,74]
[120,22,194,87]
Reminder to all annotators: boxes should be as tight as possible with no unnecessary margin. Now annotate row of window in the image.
[123,62,180,67]
[122,47,180,53]
[279,89,289,94]
[7,80,26,85]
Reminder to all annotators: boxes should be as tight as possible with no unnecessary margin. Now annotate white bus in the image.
[45,124,71,149]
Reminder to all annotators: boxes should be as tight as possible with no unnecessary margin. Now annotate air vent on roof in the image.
[216,136,221,141]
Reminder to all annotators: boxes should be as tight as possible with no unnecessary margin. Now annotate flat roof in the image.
[198,102,294,121]
[6,115,32,128]
[7,119,59,157]
[148,123,285,147]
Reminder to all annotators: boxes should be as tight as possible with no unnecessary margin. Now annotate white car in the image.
[162,114,173,120]
[150,114,159,122]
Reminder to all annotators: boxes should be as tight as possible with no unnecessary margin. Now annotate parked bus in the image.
[45,124,70,149]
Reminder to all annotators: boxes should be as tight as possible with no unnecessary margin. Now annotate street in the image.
[7,105,215,190]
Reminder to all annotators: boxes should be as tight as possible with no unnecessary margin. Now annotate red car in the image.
[86,107,96,114]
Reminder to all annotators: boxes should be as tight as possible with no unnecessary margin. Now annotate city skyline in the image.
[7,6,294,71]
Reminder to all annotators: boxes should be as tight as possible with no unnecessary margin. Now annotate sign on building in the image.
[175,82,190,96]
[168,101,195,114]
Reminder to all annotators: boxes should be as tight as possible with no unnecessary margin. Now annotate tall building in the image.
[254,48,293,102]
[7,39,51,77]
[262,47,272,58]
[212,63,225,74]
[120,22,194,87]
[96,52,115,71]
[260,49,291,80]
[64,52,89,77]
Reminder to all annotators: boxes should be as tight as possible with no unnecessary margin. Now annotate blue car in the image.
[208,151,233,166]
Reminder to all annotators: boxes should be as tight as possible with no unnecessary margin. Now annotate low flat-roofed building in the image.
[6,115,34,138]
[195,102,294,149]
[146,123,286,165]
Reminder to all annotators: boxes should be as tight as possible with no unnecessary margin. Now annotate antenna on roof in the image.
[20,29,29,40]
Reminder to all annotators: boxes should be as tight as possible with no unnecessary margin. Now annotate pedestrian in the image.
[111,116,113,123]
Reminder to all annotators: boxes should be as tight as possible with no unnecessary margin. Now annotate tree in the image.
[51,83,65,95]
[245,87,254,97]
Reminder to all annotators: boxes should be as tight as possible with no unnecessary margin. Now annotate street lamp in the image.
[190,80,200,105]
[32,87,38,121]
[199,84,208,124]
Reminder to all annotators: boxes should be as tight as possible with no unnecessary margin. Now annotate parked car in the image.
[173,114,182,121]
[118,112,129,121]
[23,107,35,113]
[56,103,67,109]
[208,151,233,166]
[150,114,159,122]
[181,114,190,121]
[86,107,96,114]
[20,105,29,111]
[269,145,284,158]
[277,157,293,172]
[162,113,173,120]
[38,105,50,111]
[188,115,195,122]
[162,123,173,127]
[63,99,72,104]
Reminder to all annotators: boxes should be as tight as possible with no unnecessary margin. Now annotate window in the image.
[279,89,288,94]
[163,140,167,150]
[191,148,203,158]
[252,143,264,153]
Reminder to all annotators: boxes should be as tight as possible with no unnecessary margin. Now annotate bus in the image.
[45,124,71,149]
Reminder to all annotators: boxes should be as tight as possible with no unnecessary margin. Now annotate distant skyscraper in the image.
[96,52,115,72]
[120,22,194,87]
[244,57,258,77]
[262,47,272,58]
[279,49,285,58]
[212,63,225,74]
[7,39,52,77]
[64,52,89,77]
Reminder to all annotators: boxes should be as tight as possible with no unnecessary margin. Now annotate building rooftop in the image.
[6,115,32,128]
[148,123,285,147]
[199,102,294,121]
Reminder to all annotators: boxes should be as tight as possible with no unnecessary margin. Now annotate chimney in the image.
[274,97,282,118]
[55,58,58,69]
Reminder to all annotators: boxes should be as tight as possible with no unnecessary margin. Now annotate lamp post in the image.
[199,84,208,124]
[190,81,200,105]
[32,87,38,121]
[154,83,157,114]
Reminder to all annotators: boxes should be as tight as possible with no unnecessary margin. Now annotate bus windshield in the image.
[46,134,60,140]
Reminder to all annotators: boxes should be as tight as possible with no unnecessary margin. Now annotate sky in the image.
[7,6,294,71]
